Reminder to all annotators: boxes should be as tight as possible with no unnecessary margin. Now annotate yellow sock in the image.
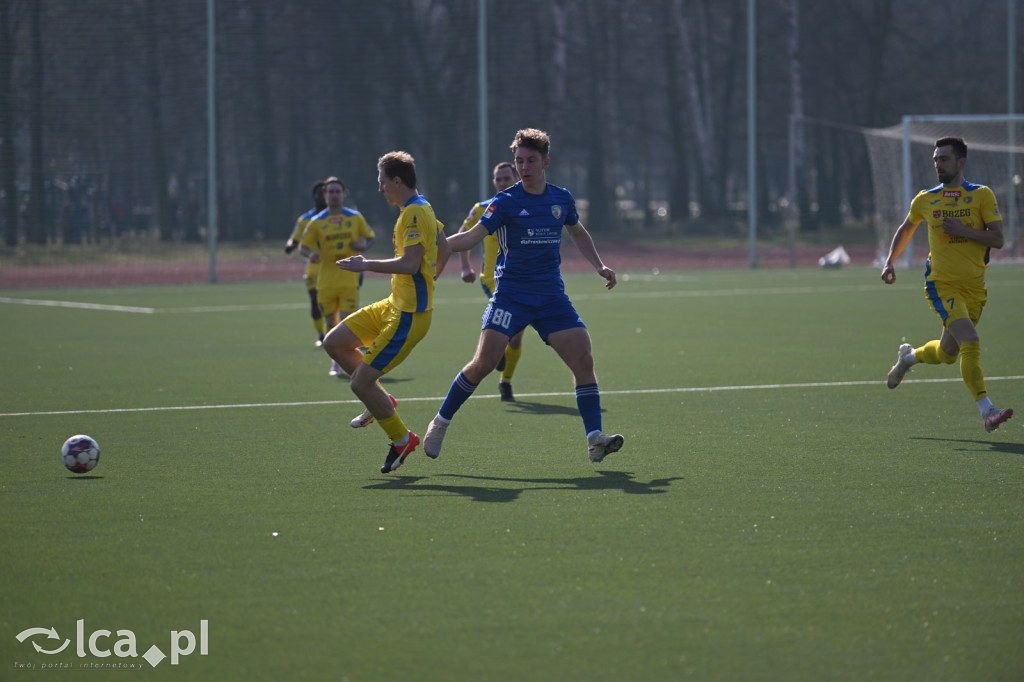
[501,345,523,382]
[915,340,957,365]
[313,316,327,335]
[377,412,408,443]
[959,341,987,400]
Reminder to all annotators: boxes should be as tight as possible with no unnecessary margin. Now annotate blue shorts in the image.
[481,291,585,342]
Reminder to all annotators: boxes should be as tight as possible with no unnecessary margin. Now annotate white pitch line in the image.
[5,277,1024,315]
[0,296,155,314]
[2,375,1021,418]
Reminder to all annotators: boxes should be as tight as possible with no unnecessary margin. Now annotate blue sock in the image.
[575,383,602,435]
[438,371,479,422]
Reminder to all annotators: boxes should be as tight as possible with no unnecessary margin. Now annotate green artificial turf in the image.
[2,265,1022,680]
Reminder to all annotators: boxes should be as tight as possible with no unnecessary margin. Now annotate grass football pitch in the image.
[2,264,1022,681]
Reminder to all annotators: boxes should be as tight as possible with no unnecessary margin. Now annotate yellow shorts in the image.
[924,277,986,327]
[343,298,432,374]
[317,270,361,316]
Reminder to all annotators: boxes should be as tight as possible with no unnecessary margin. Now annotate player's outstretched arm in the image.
[338,243,425,275]
[565,222,616,290]
[447,222,488,253]
[435,224,451,279]
[456,224,477,282]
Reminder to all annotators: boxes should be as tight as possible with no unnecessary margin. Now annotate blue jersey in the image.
[479,181,579,297]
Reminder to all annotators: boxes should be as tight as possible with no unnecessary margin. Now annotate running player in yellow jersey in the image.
[299,177,375,377]
[284,180,328,347]
[325,151,450,474]
[457,161,523,401]
[882,136,1012,432]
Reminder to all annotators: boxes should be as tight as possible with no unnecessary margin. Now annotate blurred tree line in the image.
[0,0,1019,247]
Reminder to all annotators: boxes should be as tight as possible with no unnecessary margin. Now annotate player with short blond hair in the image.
[424,128,623,463]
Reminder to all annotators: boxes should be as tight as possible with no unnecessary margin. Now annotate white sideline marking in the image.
[2,376,1021,418]
[0,296,155,314]
[4,277,1023,314]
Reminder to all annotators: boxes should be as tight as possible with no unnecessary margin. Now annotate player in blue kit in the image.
[423,128,623,463]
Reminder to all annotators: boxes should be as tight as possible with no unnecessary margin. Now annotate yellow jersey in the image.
[300,207,375,289]
[461,199,500,295]
[389,195,443,313]
[907,181,1001,282]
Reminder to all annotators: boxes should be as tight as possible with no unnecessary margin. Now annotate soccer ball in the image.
[62,435,100,474]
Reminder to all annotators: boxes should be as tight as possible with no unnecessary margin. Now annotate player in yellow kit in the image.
[324,151,450,473]
[299,177,375,376]
[284,180,328,346]
[458,161,523,401]
[881,136,1012,432]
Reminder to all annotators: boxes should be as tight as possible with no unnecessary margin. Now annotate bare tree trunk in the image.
[250,1,279,240]
[712,0,743,219]
[788,0,812,232]
[674,0,718,218]
[663,0,691,230]
[584,3,614,232]
[28,0,45,243]
[144,0,171,240]
[0,0,18,246]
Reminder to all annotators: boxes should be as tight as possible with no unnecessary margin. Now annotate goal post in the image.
[862,114,1024,266]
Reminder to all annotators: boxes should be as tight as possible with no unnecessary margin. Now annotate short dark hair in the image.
[323,176,347,192]
[493,161,517,176]
[510,128,550,158]
[377,151,417,189]
[311,180,326,197]
[935,136,967,159]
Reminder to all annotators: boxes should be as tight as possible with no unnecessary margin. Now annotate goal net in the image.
[862,115,1024,265]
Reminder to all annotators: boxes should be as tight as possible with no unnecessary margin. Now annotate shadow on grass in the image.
[503,400,600,417]
[67,475,104,480]
[378,376,413,386]
[363,470,682,503]
[910,437,1024,456]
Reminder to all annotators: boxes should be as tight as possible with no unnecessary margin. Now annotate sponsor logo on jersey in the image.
[483,203,496,219]
[943,190,961,198]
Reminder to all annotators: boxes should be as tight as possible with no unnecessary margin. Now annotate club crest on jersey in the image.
[551,205,562,220]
